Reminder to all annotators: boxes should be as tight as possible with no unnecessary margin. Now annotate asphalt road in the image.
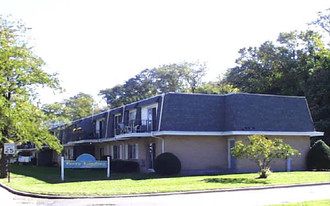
[1,184,330,206]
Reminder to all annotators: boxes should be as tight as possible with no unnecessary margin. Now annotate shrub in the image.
[306,140,330,170]
[111,159,140,173]
[30,157,37,165]
[100,156,109,161]
[154,152,181,175]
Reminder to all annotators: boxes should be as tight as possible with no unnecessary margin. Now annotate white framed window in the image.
[96,119,103,138]
[114,114,122,135]
[141,103,158,125]
[129,110,136,122]
[65,147,74,160]
[99,147,104,159]
[112,145,122,159]
[126,143,138,159]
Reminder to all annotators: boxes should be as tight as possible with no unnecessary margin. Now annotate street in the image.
[1,184,330,206]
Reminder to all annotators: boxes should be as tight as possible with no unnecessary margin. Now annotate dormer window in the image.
[114,114,122,135]
[96,119,103,138]
[128,110,137,131]
[141,103,158,132]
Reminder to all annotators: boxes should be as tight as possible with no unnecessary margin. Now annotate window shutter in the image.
[125,144,128,160]
[135,143,139,159]
[111,145,114,159]
[119,145,123,159]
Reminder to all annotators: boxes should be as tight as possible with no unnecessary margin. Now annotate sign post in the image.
[61,156,65,181]
[107,156,110,178]
[4,143,16,183]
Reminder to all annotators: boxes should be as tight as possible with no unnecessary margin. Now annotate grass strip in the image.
[269,199,330,206]
[0,165,329,196]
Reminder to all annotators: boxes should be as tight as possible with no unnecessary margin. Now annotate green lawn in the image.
[0,165,329,196]
[269,199,330,206]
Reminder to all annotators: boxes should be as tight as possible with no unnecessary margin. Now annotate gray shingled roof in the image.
[160,93,316,132]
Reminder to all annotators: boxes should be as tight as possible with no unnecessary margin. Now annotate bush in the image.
[154,152,181,175]
[306,140,330,170]
[30,157,37,165]
[111,159,139,173]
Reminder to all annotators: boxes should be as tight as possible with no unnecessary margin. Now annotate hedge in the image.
[306,140,330,170]
[111,159,140,173]
[154,152,181,175]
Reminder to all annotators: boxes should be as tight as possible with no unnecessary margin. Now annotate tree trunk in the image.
[0,143,7,178]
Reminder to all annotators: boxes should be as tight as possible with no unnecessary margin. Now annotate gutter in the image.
[151,133,165,153]
[152,130,324,137]
[151,93,166,153]
[61,130,323,147]
[158,93,165,132]
[104,110,110,139]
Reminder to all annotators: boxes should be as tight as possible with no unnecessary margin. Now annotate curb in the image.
[1,182,330,199]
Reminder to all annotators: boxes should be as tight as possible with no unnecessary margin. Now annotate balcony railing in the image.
[17,143,35,150]
[115,120,156,135]
[61,130,95,144]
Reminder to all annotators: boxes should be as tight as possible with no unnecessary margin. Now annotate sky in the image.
[1,0,330,106]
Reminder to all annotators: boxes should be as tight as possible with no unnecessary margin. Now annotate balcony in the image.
[61,130,95,144]
[17,143,35,150]
[115,120,157,136]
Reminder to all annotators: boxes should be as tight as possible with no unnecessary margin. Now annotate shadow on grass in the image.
[203,178,268,184]
[6,165,181,184]
[7,165,269,185]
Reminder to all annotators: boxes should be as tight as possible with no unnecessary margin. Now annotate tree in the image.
[224,29,330,144]
[194,81,239,94]
[0,16,62,177]
[310,8,330,35]
[231,135,300,178]
[99,62,207,108]
[225,30,326,96]
[180,62,207,93]
[42,92,96,122]
[64,93,94,120]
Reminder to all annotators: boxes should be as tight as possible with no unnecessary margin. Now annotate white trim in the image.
[158,93,165,131]
[122,106,125,123]
[152,130,324,137]
[61,130,323,146]
[104,111,110,138]
[62,139,100,146]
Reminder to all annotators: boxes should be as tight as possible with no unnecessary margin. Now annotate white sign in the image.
[4,143,16,155]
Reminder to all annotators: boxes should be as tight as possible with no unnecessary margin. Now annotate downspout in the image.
[104,110,110,139]
[158,93,165,132]
[122,106,125,123]
[152,134,165,153]
[122,106,126,159]
[153,93,166,153]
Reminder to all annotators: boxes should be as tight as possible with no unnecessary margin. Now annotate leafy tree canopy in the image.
[224,9,330,144]
[42,92,95,122]
[0,15,62,177]
[231,135,300,178]
[99,62,208,108]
